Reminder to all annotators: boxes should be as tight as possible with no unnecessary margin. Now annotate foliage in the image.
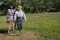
[22,0,60,12]
[0,0,60,13]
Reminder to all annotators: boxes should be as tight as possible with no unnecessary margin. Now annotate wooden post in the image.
[16,0,22,8]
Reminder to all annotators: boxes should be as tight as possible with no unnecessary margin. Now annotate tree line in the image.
[0,0,60,13]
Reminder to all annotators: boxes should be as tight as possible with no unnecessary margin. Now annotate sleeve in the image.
[7,9,10,19]
[23,12,26,21]
[14,12,17,21]
[7,9,10,15]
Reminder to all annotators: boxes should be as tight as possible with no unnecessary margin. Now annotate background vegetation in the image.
[0,0,60,40]
[0,12,60,40]
[0,0,60,13]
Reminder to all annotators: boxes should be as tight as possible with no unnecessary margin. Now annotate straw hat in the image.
[18,5,22,9]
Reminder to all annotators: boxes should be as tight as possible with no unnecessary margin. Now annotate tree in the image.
[1,0,60,13]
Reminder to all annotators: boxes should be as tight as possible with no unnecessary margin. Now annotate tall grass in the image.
[0,12,60,40]
[23,12,60,40]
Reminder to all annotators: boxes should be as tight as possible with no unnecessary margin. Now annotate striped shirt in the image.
[8,9,15,16]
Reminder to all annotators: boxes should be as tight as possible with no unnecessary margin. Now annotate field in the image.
[0,12,60,40]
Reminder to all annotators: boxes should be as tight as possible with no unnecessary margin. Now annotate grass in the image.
[0,12,60,40]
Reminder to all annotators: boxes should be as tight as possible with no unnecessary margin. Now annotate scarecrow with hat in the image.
[14,5,26,31]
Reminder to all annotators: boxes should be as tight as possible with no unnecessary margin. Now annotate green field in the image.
[0,12,60,40]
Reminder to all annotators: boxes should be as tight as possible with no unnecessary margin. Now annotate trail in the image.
[0,31,40,40]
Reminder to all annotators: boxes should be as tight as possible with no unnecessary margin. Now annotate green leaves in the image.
[1,0,60,12]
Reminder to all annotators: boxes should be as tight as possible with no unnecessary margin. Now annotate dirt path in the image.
[0,31,40,40]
